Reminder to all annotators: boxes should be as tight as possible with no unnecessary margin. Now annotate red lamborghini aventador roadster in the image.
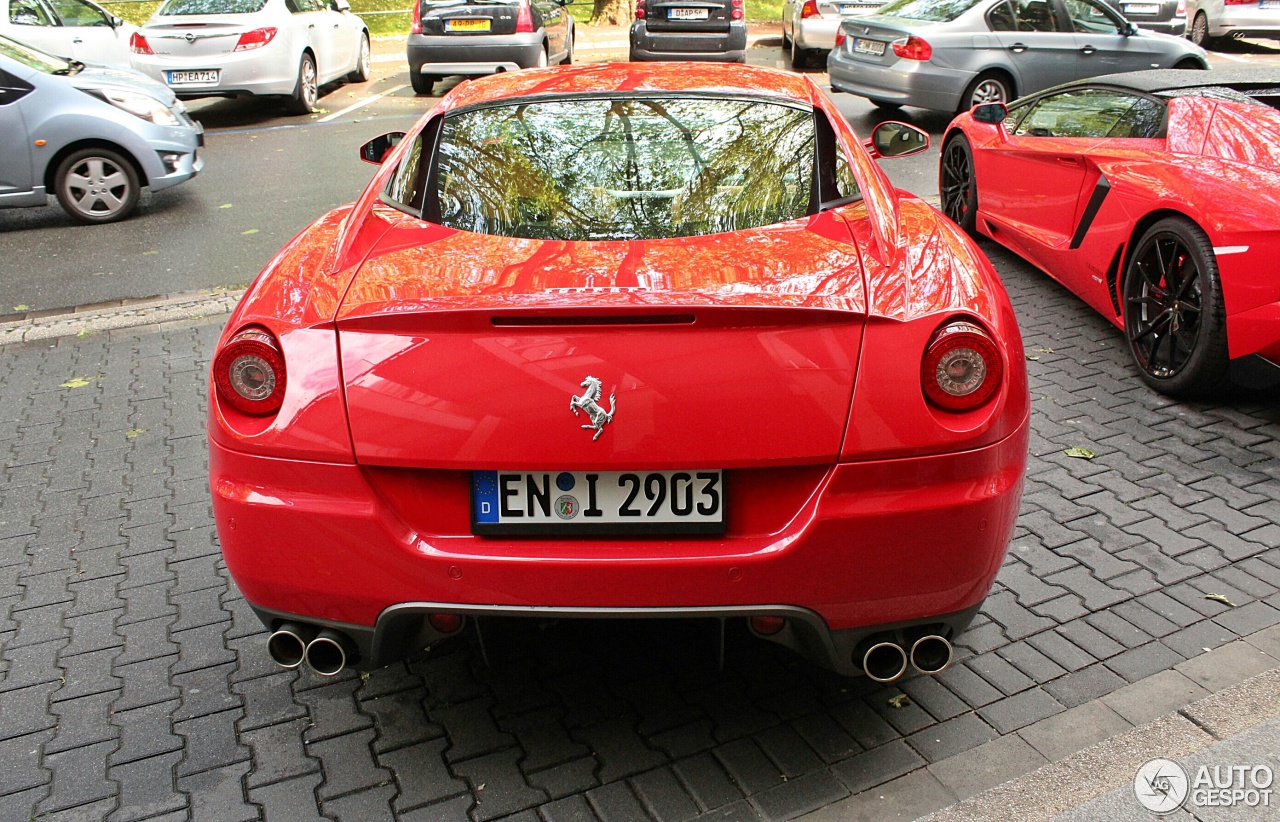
[208,63,1030,682]
[940,68,1280,397]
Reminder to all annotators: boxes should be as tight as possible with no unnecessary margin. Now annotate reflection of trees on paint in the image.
[434,97,817,241]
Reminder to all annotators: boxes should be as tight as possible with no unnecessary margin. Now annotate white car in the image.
[129,0,370,115]
[781,0,885,68]
[1,0,136,67]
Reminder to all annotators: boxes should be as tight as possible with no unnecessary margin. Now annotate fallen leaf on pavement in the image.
[887,694,910,709]
[1064,447,1095,459]
[60,377,91,389]
[1204,593,1237,607]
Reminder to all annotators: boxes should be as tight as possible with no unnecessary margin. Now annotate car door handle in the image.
[1080,45,1096,54]
[73,36,83,43]
[1009,42,1027,52]
[1057,157,1081,166]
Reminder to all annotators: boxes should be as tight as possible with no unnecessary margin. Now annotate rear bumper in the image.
[794,17,841,50]
[629,21,747,61]
[407,32,544,74]
[211,414,1029,675]
[827,49,969,111]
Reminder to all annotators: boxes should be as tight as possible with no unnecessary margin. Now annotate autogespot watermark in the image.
[1135,758,1274,814]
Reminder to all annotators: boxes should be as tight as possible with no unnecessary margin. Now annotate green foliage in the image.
[101,0,779,37]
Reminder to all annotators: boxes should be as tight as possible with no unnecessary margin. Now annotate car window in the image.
[9,0,58,26]
[157,0,268,15]
[875,0,982,22]
[385,135,427,212]
[46,0,110,26]
[1013,0,1058,31]
[1014,88,1164,138]
[987,0,1017,30]
[430,97,817,241]
[1062,0,1124,33]
[0,32,73,69]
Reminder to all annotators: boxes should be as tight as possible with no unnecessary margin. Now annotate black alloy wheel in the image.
[939,134,978,236]
[1123,217,1228,396]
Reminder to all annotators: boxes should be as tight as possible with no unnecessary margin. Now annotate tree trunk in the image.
[590,0,633,25]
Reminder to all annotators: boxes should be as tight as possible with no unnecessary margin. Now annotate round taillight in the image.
[921,321,1002,412]
[213,327,287,416]
[428,613,464,634]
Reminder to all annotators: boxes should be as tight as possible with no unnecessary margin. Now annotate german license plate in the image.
[166,70,218,85]
[471,470,725,535]
[446,17,491,30]
[1261,0,1278,8]
[1123,3,1159,12]
[853,37,886,55]
[840,3,877,12]
[669,7,710,19]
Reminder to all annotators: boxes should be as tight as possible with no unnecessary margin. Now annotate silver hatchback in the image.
[0,34,202,223]
[827,0,1208,113]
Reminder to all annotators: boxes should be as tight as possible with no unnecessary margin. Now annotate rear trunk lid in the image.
[644,0,732,33]
[835,15,919,66]
[418,0,519,36]
[336,212,868,469]
[141,16,261,57]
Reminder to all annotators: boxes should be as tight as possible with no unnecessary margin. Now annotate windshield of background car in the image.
[157,0,267,14]
[431,96,819,241]
[875,0,982,22]
[0,33,70,72]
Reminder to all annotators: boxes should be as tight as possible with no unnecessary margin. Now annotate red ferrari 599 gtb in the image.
[941,68,1280,396]
[209,63,1029,682]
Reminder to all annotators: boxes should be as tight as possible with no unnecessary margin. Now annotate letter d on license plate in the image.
[472,470,725,535]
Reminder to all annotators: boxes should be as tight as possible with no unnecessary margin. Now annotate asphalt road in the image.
[1,33,1277,314]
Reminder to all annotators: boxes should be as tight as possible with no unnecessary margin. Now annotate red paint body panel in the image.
[210,63,1030,673]
[953,95,1280,362]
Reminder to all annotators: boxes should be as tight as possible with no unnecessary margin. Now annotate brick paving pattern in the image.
[2,241,1279,821]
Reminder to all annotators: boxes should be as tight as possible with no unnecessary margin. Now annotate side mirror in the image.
[360,131,406,164]
[971,101,1007,124]
[109,14,123,27]
[1124,21,1137,35]
[333,0,351,10]
[870,121,929,158]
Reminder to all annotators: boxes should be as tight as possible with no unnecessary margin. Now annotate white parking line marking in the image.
[1215,52,1252,63]
[319,84,408,123]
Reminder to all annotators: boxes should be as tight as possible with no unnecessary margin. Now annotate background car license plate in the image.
[447,17,491,30]
[853,37,886,55]
[1261,0,1279,8]
[166,70,218,85]
[1122,3,1159,12]
[472,470,725,535]
[668,7,710,19]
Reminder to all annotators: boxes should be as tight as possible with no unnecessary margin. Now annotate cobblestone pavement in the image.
[2,240,1280,822]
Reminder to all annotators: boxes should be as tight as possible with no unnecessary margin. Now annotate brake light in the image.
[411,0,422,33]
[732,7,743,17]
[129,32,153,55]
[1175,0,1185,14]
[515,0,534,32]
[233,27,277,51]
[836,30,846,46]
[921,321,1003,412]
[1223,0,1250,5]
[801,0,820,17]
[636,0,645,18]
[214,327,287,416]
[893,35,931,60]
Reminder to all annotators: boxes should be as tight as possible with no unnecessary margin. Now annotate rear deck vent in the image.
[490,314,696,327]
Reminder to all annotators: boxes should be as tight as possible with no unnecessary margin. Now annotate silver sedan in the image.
[827,0,1208,113]
[781,0,885,68]
[129,0,370,115]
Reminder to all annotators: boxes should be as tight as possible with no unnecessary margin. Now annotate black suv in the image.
[629,0,746,61]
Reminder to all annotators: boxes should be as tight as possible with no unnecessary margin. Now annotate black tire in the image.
[563,23,574,64]
[409,70,435,95]
[348,32,370,82]
[781,19,791,48]
[1173,58,1204,70]
[285,52,318,115]
[790,36,808,69]
[959,71,1012,113]
[1122,217,1229,396]
[939,134,978,236]
[1188,10,1211,46]
[54,147,141,224]
[869,98,902,110]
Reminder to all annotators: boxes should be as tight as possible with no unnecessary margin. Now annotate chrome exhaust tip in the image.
[910,635,953,675]
[305,629,355,677]
[267,622,315,669]
[862,641,909,683]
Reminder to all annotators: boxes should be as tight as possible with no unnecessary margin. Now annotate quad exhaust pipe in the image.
[860,633,953,682]
[267,622,357,676]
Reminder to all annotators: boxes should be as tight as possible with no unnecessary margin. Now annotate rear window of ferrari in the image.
[431,96,817,241]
